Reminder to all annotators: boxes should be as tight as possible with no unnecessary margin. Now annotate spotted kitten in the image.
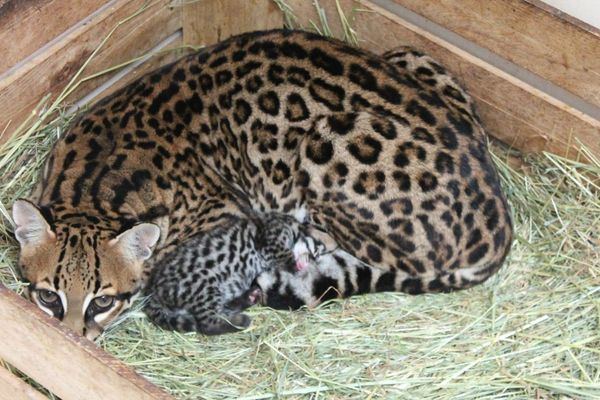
[144,213,327,334]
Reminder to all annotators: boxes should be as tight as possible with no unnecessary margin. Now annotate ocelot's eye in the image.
[91,295,115,312]
[37,290,60,307]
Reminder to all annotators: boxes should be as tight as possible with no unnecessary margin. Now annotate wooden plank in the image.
[182,0,283,46]
[67,0,182,102]
[524,0,600,36]
[79,33,186,106]
[0,284,173,400]
[284,0,600,159]
[390,0,600,110]
[0,0,106,73]
[0,0,181,144]
[72,30,192,111]
[0,365,47,400]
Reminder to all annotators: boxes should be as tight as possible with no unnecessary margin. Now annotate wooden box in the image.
[0,0,598,398]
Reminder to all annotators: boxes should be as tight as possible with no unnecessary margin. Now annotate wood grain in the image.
[285,0,600,159]
[0,284,173,400]
[92,34,186,103]
[0,0,106,73]
[182,0,283,46]
[0,365,47,400]
[0,0,181,145]
[391,0,600,110]
[67,0,182,103]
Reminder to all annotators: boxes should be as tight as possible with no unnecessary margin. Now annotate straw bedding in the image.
[0,3,599,399]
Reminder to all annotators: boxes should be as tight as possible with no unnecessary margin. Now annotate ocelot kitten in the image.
[144,213,326,335]
[12,30,513,339]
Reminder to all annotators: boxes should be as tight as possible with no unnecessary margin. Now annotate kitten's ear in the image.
[12,199,55,247]
[110,223,161,262]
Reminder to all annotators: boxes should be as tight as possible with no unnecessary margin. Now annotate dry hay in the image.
[1,1,599,399]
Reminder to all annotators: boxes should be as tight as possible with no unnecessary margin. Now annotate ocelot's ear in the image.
[109,223,161,262]
[12,199,55,247]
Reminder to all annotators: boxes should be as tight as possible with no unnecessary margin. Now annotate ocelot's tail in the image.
[258,247,508,310]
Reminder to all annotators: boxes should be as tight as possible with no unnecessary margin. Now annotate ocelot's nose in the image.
[84,325,103,341]
[62,310,86,336]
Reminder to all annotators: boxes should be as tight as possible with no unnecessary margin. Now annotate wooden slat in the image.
[0,0,181,144]
[0,0,106,73]
[0,365,47,400]
[285,0,600,159]
[67,0,182,102]
[525,0,600,36]
[390,0,600,110]
[0,284,173,400]
[182,0,283,46]
[94,34,186,102]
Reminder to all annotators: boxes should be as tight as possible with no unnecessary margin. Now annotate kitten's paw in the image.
[293,241,311,272]
[247,286,262,305]
[230,313,251,329]
[295,253,311,272]
[200,313,251,335]
[225,284,263,311]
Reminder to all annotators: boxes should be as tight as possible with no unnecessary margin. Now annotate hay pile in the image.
[2,120,599,398]
[1,3,599,399]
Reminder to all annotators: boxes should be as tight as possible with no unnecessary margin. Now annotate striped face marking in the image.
[16,220,155,340]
